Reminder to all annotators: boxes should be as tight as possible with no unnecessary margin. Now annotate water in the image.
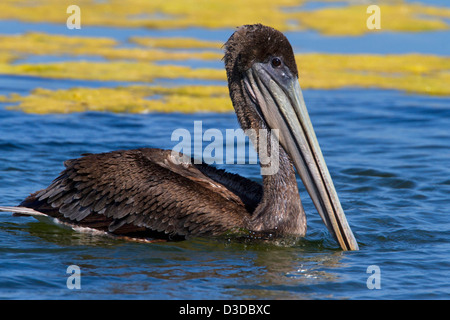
[1,87,449,300]
[1,5,450,299]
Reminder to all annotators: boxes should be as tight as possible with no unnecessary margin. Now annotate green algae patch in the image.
[3,86,232,114]
[0,0,449,35]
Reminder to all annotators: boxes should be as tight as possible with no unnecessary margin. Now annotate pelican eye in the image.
[271,57,282,68]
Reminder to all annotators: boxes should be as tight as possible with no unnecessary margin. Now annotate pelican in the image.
[0,24,358,250]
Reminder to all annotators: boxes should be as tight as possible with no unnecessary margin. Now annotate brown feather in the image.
[21,148,259,239]
[16,24,308,241]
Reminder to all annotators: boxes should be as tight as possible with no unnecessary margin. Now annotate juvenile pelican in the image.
[0,24,358,250]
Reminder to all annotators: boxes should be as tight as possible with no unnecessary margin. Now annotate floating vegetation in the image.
[1,53,448,94]
[0,61,226,82]
[0,0,449,114]
[296,54,450,96]
[0,33,222,62]
[0,0,291,30]
[0,32,117,56]
[291,3,450,36]
[129,37,223,49]
[1,53,448,114]
[0,0,448,34]
[0,52,15,64]
[1,86,231,114]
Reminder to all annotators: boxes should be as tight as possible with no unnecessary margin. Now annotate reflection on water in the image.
[4,212,351,299]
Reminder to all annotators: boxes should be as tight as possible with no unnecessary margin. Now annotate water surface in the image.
[0,4,449,299]
[1,88,449,299]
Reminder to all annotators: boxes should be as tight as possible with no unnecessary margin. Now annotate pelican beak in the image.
[244,63,359,251]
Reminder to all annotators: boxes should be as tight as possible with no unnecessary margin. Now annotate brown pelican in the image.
[0,24,358,250]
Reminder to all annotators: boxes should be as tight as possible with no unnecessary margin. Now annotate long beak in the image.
[245,63,359,251]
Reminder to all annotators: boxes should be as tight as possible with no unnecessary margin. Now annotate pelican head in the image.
[224,24,359,250]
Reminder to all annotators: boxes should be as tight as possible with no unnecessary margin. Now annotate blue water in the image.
[1,88,449,299]
[1,4,450,299]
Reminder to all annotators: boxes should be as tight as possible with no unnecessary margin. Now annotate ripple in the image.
[0,142,27,151]
[347,185,378,193]
[1,88,450,299]
[342,168,397,178]
[379,178,416,189]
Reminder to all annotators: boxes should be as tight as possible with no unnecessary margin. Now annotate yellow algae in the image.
[93,47,222,62]
[0,53,448,96]
[296,53,450,95]
[0,61,226,82]
[0,0,297,31]
[0,32,222,62]
[0,0,448,34]
[289,3,450,36]
[0,32,117,56]
[2,53,449,115]
[129,37,223,49]
[147,85,229,98]
[0,52,16,64]
[4,86,232,114]
[297,53,450,76]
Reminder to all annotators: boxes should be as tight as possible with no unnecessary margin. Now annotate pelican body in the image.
[0,24,358,250]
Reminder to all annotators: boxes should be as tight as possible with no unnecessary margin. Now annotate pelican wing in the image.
[21,148,259,239]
